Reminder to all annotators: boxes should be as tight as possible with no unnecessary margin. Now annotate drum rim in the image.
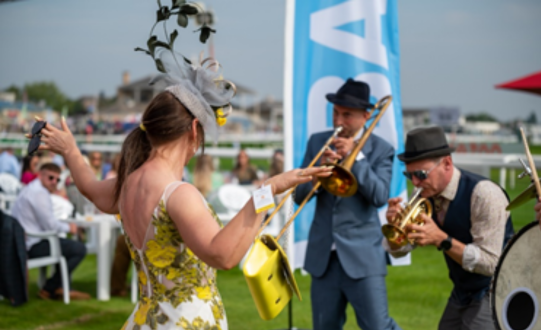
[491,220,539,330]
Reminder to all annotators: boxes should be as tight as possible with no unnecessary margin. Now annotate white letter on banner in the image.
[307,76,345,135]
[310,0,388,68]
[356,72,397,149]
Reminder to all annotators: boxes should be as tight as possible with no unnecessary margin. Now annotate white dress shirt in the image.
[11,179,70,250]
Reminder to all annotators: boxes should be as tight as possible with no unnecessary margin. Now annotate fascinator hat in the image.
[136,2,236,141]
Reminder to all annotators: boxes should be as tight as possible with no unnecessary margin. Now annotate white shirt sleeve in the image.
[382,238,414,258]
[29,188,70,233]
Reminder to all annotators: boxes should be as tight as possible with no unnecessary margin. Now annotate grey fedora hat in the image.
[397,126,456,163]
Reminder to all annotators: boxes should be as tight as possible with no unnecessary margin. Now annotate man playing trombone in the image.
[384,126,514,330]
[295,79,401,330]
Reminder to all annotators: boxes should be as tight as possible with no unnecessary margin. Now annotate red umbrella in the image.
[496,71,541,96]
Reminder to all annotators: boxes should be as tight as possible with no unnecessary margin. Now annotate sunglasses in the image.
[403,159,442,181]
[27,121,47,155]
[48,175,61,184]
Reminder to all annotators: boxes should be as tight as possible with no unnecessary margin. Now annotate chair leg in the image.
[59,257,70,304]
[131,263,138,304]
[38,267,47,289]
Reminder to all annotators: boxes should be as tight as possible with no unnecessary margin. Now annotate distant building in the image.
[402,108,430,132]
[461,121,501,135]
[99,72,273,133]
[242,97,283,132]
[99,72,167,120]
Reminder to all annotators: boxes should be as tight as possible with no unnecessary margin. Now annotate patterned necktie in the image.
[434,196,446,225]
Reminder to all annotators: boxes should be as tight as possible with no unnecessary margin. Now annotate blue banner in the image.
[288,0,408,268]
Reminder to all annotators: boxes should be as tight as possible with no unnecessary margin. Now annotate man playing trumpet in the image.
[295,79,401,330]
[384,126,514,330]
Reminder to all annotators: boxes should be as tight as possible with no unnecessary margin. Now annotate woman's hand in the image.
[33,117,78,156]
[267,166,333,195]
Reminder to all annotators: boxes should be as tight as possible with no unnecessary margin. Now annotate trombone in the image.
[242,95,393,320]
[259,94,393,239]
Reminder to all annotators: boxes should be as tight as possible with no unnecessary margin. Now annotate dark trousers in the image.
[28,238,86,294]
[439,294,495,330]
[110,234,131,295]
[311,251,401,330]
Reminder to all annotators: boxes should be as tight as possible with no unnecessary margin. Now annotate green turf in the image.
[0,168,538,330]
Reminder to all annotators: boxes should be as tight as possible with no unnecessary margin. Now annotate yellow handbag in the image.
[243,233,301,320]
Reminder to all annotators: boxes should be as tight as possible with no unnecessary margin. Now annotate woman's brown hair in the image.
[113,91,204,203]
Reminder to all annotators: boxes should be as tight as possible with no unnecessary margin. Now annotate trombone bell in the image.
[319,164,358,197]
[381,189,433,247]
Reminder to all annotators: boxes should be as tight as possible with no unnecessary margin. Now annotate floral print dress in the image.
[121,182,227,330]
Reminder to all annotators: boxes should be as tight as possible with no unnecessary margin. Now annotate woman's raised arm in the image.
[36,118,119,214]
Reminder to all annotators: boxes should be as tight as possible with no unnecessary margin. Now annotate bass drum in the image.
[492,221,541,330]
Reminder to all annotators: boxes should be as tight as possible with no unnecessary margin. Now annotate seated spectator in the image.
[11,163,90,300]
[20,154,40,185]
[105,154,120,180]
[0,147,20,179]
[88,151,103,180]
[193,154,224,197]
[268,149,284,177]
[231,149,259,185]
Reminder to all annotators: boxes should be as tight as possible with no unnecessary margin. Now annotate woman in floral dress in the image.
[35,85,332,329]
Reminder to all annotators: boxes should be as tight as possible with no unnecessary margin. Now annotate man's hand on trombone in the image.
[333,136,355,158]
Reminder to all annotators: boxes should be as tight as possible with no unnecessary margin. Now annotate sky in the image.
[0,0,540,121]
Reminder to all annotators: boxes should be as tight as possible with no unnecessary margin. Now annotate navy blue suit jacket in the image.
[294,130,394,279]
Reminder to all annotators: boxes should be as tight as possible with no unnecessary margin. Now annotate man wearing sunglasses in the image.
[383,126,514,330]
[11,163,90,301]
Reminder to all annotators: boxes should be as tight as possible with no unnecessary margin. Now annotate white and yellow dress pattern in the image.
[121,182,227,330]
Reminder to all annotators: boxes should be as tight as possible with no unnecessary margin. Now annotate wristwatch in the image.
[438,235,452,251]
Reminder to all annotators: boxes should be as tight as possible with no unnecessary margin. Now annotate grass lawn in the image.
[1,169,539,330]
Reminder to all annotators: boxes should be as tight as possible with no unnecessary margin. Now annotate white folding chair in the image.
[0,193,18,215]
[26,231,70,304]
[0,173,22,195]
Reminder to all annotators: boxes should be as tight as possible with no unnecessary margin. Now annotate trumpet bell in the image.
[381,224,409,247]
[506,179,541,210]
[319,164,358,197]
[382,197,432,246]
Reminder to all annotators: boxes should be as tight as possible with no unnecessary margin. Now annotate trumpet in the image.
[381,188,433,247]
[319,95,392,197]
